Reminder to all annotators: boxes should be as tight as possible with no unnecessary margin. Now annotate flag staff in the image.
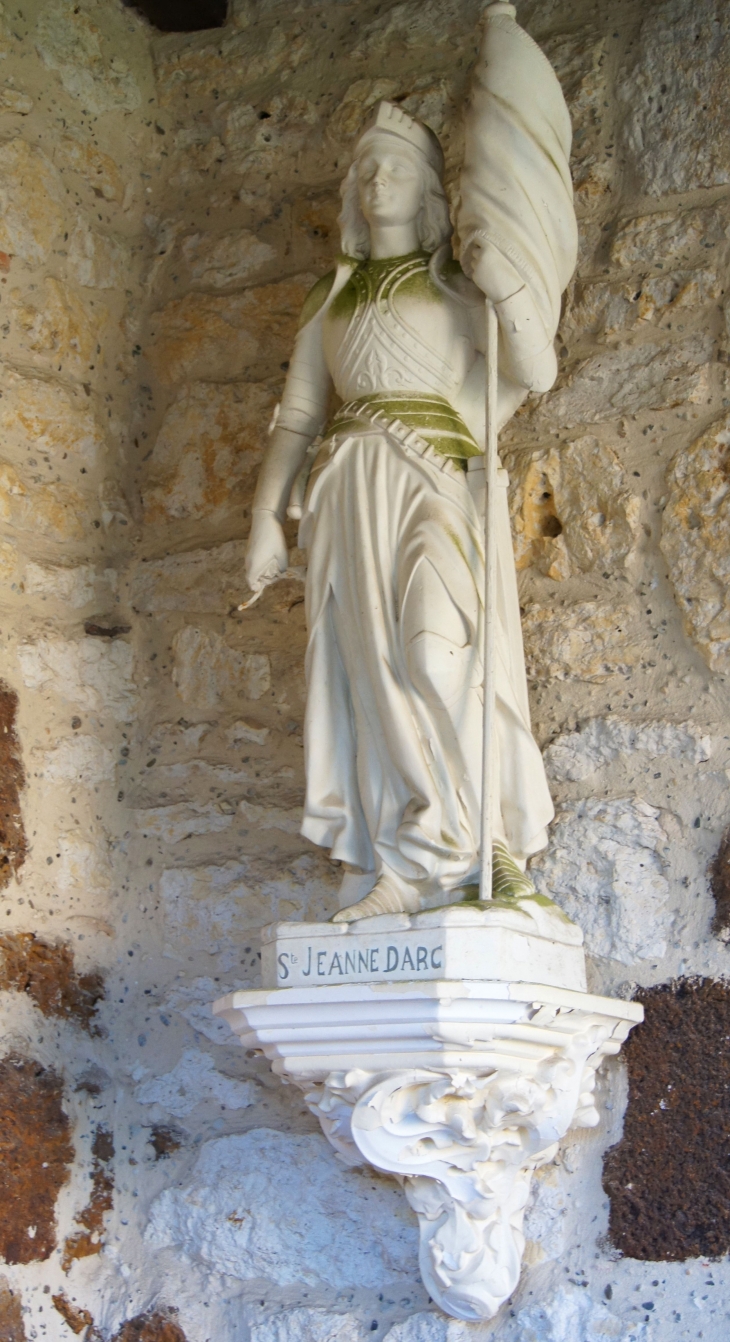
[479,299,499,903]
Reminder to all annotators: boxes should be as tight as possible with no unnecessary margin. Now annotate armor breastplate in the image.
[323,251,466,402]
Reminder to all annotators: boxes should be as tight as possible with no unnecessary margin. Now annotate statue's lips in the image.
[362,196,403,222]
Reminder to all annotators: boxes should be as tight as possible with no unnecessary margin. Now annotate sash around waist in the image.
[322,392,482,470]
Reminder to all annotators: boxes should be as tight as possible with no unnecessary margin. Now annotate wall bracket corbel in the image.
[215,923,641,1321]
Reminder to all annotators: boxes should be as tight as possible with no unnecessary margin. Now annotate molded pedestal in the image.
[214,924,641,1322]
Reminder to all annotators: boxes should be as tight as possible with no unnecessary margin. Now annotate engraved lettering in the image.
[330,952,343,976]
[416,945,428,971]
[386,945,398,972]
[317,950,327,976]
[402,946,415,971]
[302,945,312,977]
[358,949,369,973]
[345,950,356,975]
[277,952,290,981]
[431,945,443,969]
[370,948,379,971]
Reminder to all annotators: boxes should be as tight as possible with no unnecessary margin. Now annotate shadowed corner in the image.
[123,0,228,34]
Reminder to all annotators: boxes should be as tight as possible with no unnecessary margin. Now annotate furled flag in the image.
[458,1,578,354]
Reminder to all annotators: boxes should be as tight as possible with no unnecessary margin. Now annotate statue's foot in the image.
[332,871,420,923]
[492,841,537,899]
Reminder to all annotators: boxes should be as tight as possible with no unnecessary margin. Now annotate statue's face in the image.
[356,141,423,230]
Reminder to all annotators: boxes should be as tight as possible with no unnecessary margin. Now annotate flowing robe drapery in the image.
[295,251,554,894]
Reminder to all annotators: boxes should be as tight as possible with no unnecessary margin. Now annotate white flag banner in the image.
[458,1,578,347]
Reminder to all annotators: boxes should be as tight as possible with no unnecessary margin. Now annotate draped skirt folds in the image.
[299,426,553,895]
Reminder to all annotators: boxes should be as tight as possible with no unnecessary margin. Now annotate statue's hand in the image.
[463,236,523,305]
[245,509,288,592]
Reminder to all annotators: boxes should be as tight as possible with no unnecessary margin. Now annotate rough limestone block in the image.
[231,112,319,197]
[618,0,730,196]
[145,1128,419,1289]
[134,1048,258,1119]
[229,719,270,746]
[522,1161,569,1263]
[510,438,639,579]
[160,862,258,956]
[381,1315,473,1342]
[0,139,65,265]
[33,735,116,787]
[239,799,302,835]
[610,203,730,273]
[660,411,730,674]
[51,133,123,201]
[521,601,640,683]
[347,0,473,65]
[181,229,276,288]
[0,86,33,114]
[164,976,241,1045]
[328,79,403,145]
[55,835,112,899]
[514,1284,649,1341]
[0,369,105,466]
[154,22,308,107]
[25,562,117,609]
[544,718,712,783]
[0,542,20,584]
[381,1292,648,1342]
[133,801,235,846]
[563,270,722,341]
[143,382,272,525]
[530,798,670,964]
[35,0,144,114]
[67,221,130,290]
[130,539,248,613]
[250,1309,366,1342]
[146,278,314,385]
[132,758,256,806]
[18,637,136,720]
[172,626,270,709]
[145,720,212,756]
[11,278,97,382]
[0,461,94,543]
[533,334,713,430]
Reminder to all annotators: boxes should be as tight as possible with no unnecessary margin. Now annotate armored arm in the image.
[245,307,332,591]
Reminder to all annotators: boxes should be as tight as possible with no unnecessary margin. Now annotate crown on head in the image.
[356,101,444,178]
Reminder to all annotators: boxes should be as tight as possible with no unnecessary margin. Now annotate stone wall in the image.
[0,1,729,1339]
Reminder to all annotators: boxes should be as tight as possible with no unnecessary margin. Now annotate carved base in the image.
[214,977,642,1320]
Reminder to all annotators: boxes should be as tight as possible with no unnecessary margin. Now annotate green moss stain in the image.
[298,270,337,329]
[330,249,446,322]
[326,393,480,468]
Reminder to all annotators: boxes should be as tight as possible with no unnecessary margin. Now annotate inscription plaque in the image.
[260,903,586,992]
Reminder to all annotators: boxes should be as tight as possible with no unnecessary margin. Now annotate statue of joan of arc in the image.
[244,2,578,922]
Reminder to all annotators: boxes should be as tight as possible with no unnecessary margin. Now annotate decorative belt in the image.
[323,392,482,472]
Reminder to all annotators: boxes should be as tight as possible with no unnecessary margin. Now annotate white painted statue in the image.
[224,9,644,1323]
[245,0,578,921]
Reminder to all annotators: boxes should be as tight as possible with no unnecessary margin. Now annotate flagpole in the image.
[479,299,499,903]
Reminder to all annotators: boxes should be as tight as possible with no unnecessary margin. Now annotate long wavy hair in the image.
[338,139,453,261]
